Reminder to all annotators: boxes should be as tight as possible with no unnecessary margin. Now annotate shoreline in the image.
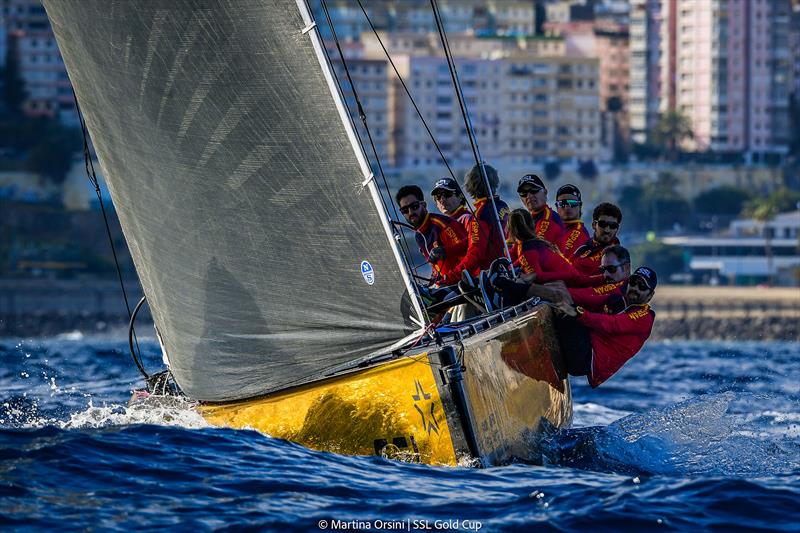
[1,283,797,341]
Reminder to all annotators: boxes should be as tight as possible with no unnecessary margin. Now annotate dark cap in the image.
[517,174,545,193]
[631,266,658,290]
[556,183,581,200]
[431,178,460,195]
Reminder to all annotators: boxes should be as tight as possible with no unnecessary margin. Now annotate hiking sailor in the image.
[517,173,566,246]
[396,185,467,287]
[435,164,507,286]
[554,266,658,388]
[571,202,623,276]
[555,184,591,255]
[431,178,471,233]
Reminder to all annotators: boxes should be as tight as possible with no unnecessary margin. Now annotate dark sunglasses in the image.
[629,277,650,291]
[518,188,542,198]
[433,190,455,199]
[595,220,620,230]
[599,263,627,274]
[399,201,423,214]
[556,199,581,208]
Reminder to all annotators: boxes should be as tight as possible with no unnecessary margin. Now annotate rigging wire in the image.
[71,90,148,379]
[317,0,429,318]
[353,0,478,223]
[428,0,514,268]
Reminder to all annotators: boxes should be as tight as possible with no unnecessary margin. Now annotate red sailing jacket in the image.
[578,303,655,388]
[530,205,565,245]
[510,240,605,288]
[414,212,468,284]
[571,237,620,276]
[449,204,473,234]
[510,239,585,286]
[493,195,511,236]
[558,219,591,256]
[440,197,504,285]
[568,279,627,313]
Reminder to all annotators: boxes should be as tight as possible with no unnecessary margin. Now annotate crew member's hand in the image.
[429,245,446,263]
[557,301,578,317]
[520,271,537,284]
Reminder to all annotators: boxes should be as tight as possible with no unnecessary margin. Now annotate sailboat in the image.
[43,0,571,466]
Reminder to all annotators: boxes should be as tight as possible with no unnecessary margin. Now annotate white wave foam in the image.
[572,402,630,427]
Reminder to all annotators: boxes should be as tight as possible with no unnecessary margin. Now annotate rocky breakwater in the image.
[651,286,799,341]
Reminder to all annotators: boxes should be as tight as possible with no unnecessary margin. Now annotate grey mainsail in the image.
[43,0,425,402]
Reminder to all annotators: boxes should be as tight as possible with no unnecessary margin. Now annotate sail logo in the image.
[360,261,375,285]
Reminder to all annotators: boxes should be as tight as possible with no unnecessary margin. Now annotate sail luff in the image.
[43,0,422,402]
[293,0,427,330]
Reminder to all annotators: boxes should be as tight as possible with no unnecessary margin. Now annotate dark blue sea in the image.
[0,335,798,532]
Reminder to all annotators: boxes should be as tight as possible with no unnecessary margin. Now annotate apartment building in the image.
[330,58,393,168]
[542,18,628,156]
[313,0,536,40]
[659,0,793,160]
[385,51,602,171]
[628,0,661,145]
[2,0,76,125]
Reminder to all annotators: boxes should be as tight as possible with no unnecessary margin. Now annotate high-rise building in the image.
[1,0,76,125]
[628,0,661,145]
[659,0,792,160]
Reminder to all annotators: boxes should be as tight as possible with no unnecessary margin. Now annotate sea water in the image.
[0,337,798,531]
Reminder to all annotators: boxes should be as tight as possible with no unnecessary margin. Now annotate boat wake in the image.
[542,392,800,477]
[1,394,209,431]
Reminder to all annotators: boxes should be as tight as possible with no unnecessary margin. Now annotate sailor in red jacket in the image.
[396,185,467,286]
[431,177,472,233]
[554,184,590,255]
[517,174,565,246]
[507,208,584,287]
[567,244,631,313]
[555,266,657,388]
[438,164,507,285]
[571,202,622,276]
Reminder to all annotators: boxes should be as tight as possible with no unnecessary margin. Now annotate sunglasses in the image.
[433,190,455,199]
[556,199,581,208]
[595,220,620,230]
[518,188,543,198]
[599,263,627,274]
[629,277,650,291]
[399,201,423,214]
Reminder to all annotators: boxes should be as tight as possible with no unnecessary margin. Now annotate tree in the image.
[631,239,685,283]
[741,188,800,220]
[693,186,751,216]
[544,160,561,181]
[1,35,27,117]
[654,110,693,161]
[24,121,82,184]
[577,160,598,180]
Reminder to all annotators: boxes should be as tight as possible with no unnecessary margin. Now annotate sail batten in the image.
[44,0,419,402]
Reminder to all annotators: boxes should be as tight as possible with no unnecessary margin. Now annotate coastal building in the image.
[628,0,661,145]
[313,0,537,40]
[658,0,793,161]
[330,57,393,169]
[386,51,603,172]
[1,0,76,125]
[542,18,629,157]
[664,211,800,287]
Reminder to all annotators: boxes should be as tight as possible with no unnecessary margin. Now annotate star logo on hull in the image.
[412,379,440,435]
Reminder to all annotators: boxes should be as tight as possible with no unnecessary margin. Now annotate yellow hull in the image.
[200,304,571,466]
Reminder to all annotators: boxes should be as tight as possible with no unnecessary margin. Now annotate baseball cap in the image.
[517,174,545,193]
[556,184,581,201]
[431,178,460,195]
[631,266,658,290]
